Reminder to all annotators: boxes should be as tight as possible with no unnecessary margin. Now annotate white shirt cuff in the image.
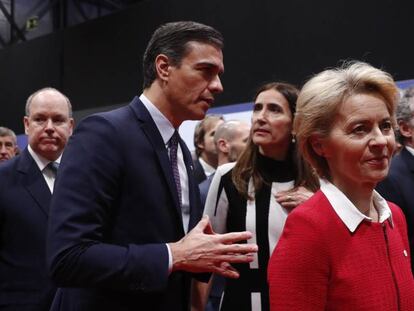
[166,243,173,274]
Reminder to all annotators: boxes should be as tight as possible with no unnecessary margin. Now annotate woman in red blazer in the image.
[268,61,414,311]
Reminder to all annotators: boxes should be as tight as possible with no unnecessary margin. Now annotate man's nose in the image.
[44,119,54,130]
[209,75,223,94]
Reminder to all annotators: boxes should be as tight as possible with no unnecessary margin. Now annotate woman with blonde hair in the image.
[268,62,414,310]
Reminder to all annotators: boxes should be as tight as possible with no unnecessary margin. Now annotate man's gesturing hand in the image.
[169,215,258,278]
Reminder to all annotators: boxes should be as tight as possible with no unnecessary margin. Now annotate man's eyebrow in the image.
[196,61,224,73]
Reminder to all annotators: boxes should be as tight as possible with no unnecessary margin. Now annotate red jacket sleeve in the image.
[268,207,330,311]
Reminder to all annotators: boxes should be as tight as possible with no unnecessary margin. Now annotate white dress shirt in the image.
[198,157,216,177]
[28,145,61,193]
[140,94,192,273]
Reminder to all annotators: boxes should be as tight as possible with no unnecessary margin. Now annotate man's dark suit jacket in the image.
[47,97,203,311]
[199,174,213,208]
[0,148,56,310]
[377,147,414,272]
[193,157,207,185]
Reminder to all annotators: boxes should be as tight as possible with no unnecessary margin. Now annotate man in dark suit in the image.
[47,21,257,311]
[377,86,414,273]
[0,88,74,310]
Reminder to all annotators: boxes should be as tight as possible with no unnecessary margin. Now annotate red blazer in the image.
[268,190,414,311]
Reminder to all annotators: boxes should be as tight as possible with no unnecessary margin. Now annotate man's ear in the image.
[155,54,170,82]
[197,141,205,152]
[216,138,229,154]
[23,116,30,135]
[309,134,325,157]
[68,118,75,135]
[398,120,413,139]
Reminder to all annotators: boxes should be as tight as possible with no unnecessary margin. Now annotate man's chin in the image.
[37,146,62,160]
[191,109,209,120]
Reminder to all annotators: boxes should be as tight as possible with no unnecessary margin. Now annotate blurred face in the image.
[165,41,224,126]
[315,93,395,190]
[228,123,250,162]
[200,118,224,158]
[0,136,17,162]
[252,89,293,160]
[24,90,74,161]
[398,101,414,149]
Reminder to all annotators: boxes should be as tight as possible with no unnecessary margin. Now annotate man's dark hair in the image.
[142,21,223,89]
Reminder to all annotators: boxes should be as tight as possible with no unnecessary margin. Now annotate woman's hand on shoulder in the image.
[275,186,314,209]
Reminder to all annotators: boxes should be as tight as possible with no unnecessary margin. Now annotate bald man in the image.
[0,88,73,310]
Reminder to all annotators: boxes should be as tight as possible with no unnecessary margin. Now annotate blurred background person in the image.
[193,114,224,184]
[199,119,251,206]
[197,119,250,311]
[268,62,414,310]
[377,85,414,273]
[0,126,18,162]
[194,82,319,311]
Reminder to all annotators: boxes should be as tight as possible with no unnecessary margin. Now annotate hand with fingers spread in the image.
[169,215,258,278]
[275,186,314,209]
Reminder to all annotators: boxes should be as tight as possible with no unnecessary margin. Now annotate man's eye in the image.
[253,104,262,112]
[53,118,65,124]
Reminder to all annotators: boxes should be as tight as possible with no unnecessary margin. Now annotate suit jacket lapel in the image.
[129,97,184,229]
[18,149,51,216]
[401,147,414,173]
[180,138,202,230]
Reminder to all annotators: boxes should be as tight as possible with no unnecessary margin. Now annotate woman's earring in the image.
[291,135,296,144]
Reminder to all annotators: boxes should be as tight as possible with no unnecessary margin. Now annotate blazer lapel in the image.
[401,147,414,174]
[129,97,184,229]
[18,149,51,216]
[180,138,202,230]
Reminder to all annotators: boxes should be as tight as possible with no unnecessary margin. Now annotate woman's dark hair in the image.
[232,82,319,199]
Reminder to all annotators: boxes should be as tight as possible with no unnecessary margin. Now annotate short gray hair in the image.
[395,86,414,144]
[0,126,17,145]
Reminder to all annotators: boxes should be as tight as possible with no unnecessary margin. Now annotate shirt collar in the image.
[405,145,414,156]
[198,157,216,176]
[140,94,175,145]
[320,179,393,232]
[28,145,62,171]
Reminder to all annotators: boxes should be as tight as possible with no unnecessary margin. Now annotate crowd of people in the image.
[0,20,413,311]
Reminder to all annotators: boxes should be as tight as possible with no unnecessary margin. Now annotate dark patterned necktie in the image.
[47,161,59,177]
[169,131,182,208]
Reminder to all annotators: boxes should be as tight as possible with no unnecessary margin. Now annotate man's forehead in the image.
[185,41,223,61]
[0,136,15,143]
